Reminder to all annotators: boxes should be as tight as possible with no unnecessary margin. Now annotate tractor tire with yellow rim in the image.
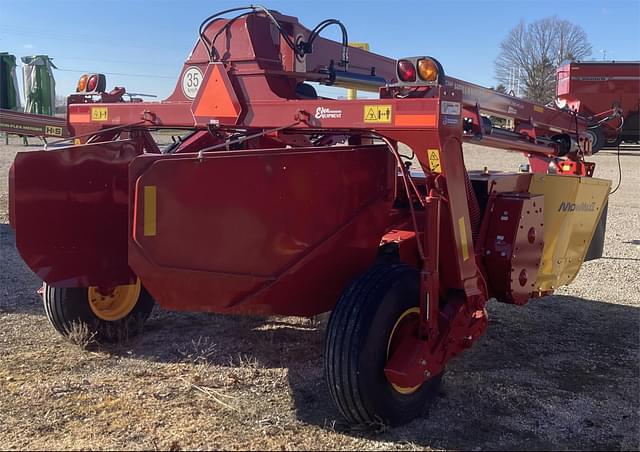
[325,263,443,426]
[43,279,155,343]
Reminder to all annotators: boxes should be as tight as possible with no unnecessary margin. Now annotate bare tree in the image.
[495,17,591,104]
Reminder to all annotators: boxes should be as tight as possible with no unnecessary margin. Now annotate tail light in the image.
[76,73,106,94]
[87,74,98,91]
[397,60,416,82]
[395,56,444,86]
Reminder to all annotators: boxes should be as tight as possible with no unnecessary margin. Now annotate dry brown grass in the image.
[176,336,218,364]
[65,320,97,349]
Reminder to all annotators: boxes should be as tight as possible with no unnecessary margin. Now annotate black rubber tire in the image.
[587,126,605,154]
[43,283,155,344]
[325,263,443,426]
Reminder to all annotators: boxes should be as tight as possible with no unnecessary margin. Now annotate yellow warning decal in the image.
[427,148,442,173]
[363,104,392,123]
[458,216,469,261]
[91,107,108,121]
[143,186,157,237]
[533,105,544,113]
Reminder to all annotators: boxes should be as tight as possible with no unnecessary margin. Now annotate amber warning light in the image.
[76,73,106,94]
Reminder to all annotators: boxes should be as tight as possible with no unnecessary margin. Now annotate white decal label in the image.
[315,107,342,119]
[182,66,203,99]
[441,101,460,115]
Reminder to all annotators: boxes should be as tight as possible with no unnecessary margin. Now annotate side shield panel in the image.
[529,174,611,291]
[10,141,139,287]
[128,145,395,316]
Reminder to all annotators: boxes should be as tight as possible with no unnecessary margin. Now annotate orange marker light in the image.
[77,74,88,92]
[417,58,438,82]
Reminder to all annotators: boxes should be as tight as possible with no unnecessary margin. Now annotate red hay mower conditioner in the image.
[8,7,611,426]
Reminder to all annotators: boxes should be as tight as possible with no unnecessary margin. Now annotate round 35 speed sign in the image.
[182,66,203,99]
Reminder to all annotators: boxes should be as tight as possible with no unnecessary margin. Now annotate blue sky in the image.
[1,0,639,100]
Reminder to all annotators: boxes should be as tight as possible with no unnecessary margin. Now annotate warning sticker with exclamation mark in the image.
[427,149,442,173]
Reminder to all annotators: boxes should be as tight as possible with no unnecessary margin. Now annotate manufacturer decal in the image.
[315,107,342,119]
[0,122,41,133]
[446,79,525,110]
[363,104,392,123]
[558,201,596,212]
[45,125,63,136]
[574,76,606,81]
[182,66,203,99]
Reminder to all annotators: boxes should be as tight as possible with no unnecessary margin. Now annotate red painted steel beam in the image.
[0,108,70,138]
[445,77,586,134]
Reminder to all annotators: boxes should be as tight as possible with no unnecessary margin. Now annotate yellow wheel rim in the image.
[88,279,141,321]
[386,307,422,395]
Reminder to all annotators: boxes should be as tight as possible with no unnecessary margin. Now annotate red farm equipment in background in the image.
[8,7,612,426]
[556,60,640,152]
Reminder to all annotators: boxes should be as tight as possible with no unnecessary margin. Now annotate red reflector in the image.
[87,74,98,92]
[398,59,416,82]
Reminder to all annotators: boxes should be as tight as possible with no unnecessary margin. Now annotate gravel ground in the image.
[0,135,638,450]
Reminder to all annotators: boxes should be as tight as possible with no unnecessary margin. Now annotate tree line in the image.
[493,16,592,104]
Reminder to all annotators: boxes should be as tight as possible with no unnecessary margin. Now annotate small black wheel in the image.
[43,279,155,344]
[325,263,443,426]
[587,126,605,154]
